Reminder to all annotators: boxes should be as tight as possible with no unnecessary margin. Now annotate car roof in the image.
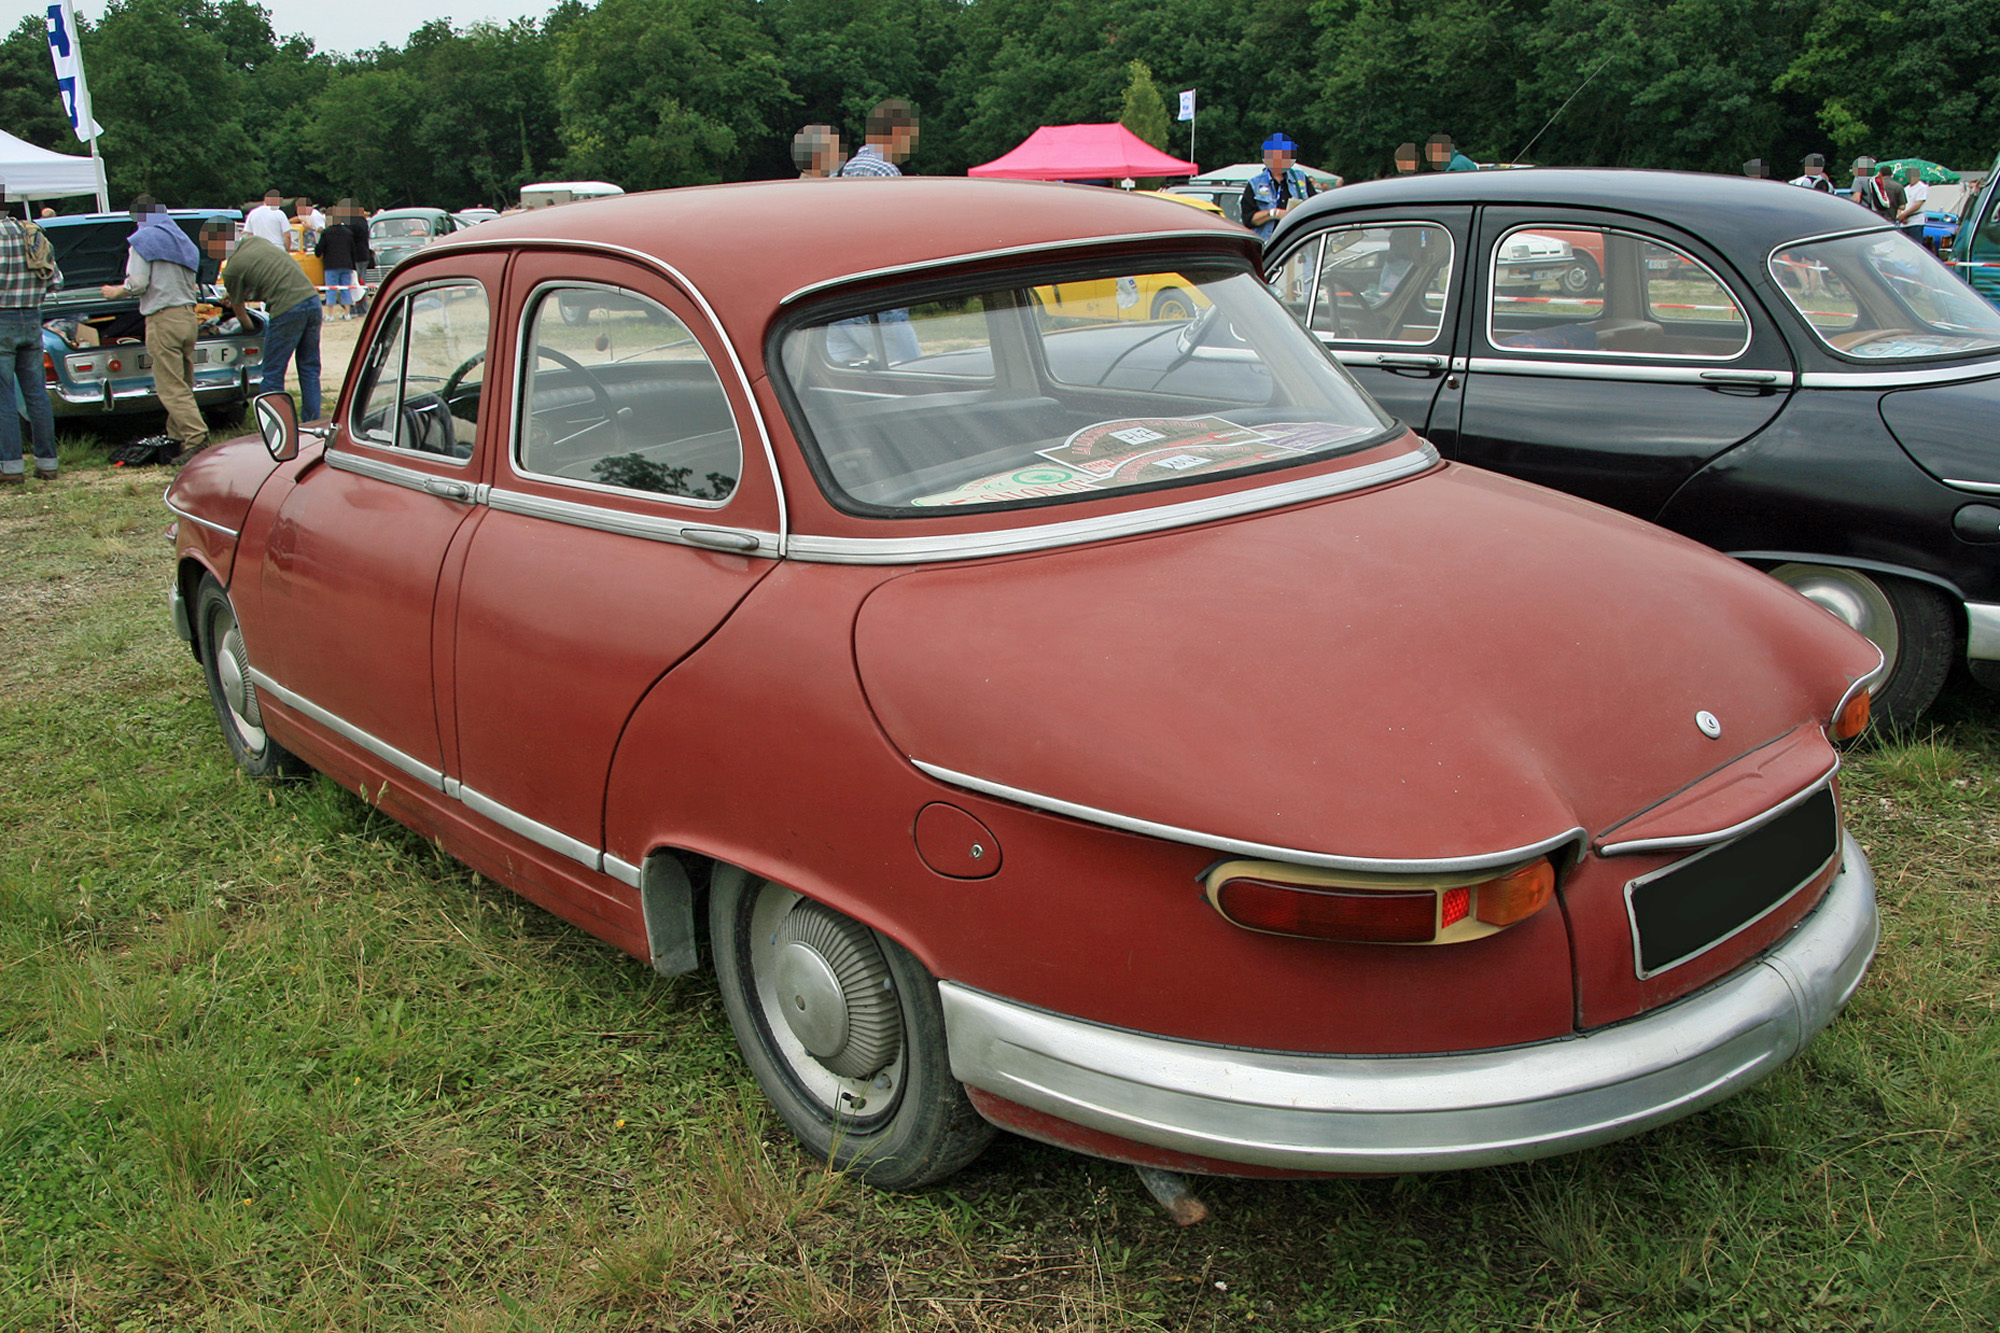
[422,177,1253,318]
[372,207,450,220]
[37,207,237,228]
[1278,168,1894,254]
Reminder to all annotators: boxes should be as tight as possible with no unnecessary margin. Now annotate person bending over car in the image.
[102,195,209,455]
[200,217,322,421]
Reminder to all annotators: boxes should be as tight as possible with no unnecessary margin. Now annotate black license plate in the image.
[1627,788,1839,978]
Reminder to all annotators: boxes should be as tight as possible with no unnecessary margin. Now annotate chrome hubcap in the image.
[213,613,266,750]
[1770,563,1900,674]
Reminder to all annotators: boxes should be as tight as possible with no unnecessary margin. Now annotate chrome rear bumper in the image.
[942,832,1875,1173]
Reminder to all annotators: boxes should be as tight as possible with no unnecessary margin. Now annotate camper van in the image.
[519,181,624,210]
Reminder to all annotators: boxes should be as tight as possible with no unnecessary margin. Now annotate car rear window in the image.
[776,265,1395,514]
[1769,230,2000,360]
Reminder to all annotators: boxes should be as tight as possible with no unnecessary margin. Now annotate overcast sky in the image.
[8,0,552,59]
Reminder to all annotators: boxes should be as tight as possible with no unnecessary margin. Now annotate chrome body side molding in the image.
[1965,602,2000,662]
[913,757,1582,875]
[1464,357,1795,387]
[164,494,240,539]
[248,668,447,792]
[486,487,779,557]
[942,836,1874,1173]
[789,446,1437,566]
[459,784,599,869]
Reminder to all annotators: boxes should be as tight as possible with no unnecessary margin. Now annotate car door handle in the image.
[1377,354,1445,371]
[1698,370,1780,385]
[681,527,760,552]
[423,478,472,501]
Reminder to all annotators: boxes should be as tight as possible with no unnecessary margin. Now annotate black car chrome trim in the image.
[163,495,239,539]
[1622,789,1842,980]
[327,448,474,495]
[1598,766,1839,858]
[388,235,790,549]
[486,487,779,556]
[247,668,447,792]
[787,446,1437,565]
[1799,365,2000,389]
[1965,603,2000,662]
[778,230,1249,307]
[913,758,1584,874]
[601,853,643,889]
[1465,357,1795,386]
[459,784,599,869]
[1327,348,1445,369]
[1943,477,2000,495]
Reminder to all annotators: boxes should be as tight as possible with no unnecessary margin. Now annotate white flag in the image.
[1178,89,1196,122]
[46,0,106,141]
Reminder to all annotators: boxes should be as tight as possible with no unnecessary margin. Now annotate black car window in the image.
[515,285,742,503]
[1287,224,1454,345]
[347,282,488,461]
[1488,226,1749,360]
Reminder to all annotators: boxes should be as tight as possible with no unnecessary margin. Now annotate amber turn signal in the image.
[1833,688,1871,741]
[1474,859,1556,927]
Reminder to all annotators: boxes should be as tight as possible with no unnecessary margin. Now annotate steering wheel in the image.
[440,349,486,405]
[1163,302,1226,372]
[530,345,618,450]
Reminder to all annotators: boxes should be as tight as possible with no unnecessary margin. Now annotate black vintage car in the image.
[1268,169,2000,725]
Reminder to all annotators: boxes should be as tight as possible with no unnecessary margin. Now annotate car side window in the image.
[516,285,742,502]
[1301,224,1453,344]
[1488,226,1749,359]
[347,282,489,460]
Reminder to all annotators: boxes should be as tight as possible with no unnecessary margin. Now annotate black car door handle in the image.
[1698,370,1780,385]
[1378,354,1445,372]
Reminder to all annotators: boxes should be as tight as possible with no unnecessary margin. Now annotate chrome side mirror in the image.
[253,391,299,462]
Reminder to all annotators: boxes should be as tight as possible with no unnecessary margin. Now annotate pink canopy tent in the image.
[969,124,1197,180]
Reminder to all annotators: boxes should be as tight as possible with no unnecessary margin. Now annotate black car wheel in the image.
[1559,256,1601,295]
[709,871,994,1189]
[195,574,310,778]
[1768,563,1954,729]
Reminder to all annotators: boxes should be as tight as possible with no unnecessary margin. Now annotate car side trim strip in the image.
[248,668,448,792]
[912,758,1584,874]
[327,448,480,497]
[459,784,599,869]
[485,487,779,555]
[777,230,1254,307]
[1943,477,2000,496]
[1798,365,2000,390]
[1597,766,1839,858]
[787,446,1438,565]
[601,853,643,889]
[1964,602,2000,662]
[163,495,239,539]
[1464,357,1795,386]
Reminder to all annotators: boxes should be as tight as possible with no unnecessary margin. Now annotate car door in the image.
[447,253,781,874]
[1266,207,1472,439]
[255,259,502,787]
[1453,208,1795,518]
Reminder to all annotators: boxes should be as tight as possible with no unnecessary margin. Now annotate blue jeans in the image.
[260,296,323,420]
[323,267,357,307]
[1,306,58,474]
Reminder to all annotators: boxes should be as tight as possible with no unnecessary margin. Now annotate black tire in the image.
[1150,287,1197,321]
[1559,256,1600,296]
[709,871,994,1189]
[1767,563,1955,730]
[194,575,311,779]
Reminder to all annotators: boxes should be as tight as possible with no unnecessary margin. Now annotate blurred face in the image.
[1264,146,1294,173]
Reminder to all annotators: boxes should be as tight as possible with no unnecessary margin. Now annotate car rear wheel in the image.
[194,575,310,779]
[1768,563,1953,730]
[1151,287,1197,321]
[1559,256,1601,295]
[709,871,994,1189]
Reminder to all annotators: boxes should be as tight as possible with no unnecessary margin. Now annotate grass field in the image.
[2,442,1997,1330]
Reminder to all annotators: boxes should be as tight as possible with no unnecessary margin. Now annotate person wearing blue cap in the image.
[1242,134,1319,240]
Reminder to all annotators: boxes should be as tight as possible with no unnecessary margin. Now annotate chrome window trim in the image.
[1944,477,2000,496]
[942,839,1873,1172]
[459,784,599,869]
[1799,364,2000,389]
[1485,224,1752,362]
[1301,219,1457,348]
[342,278,486,464]
[913,757,1583,874]
[164,494,238,539]
[602,853,643,889]
[788,445,1436,565]
[404,235,789,551]
[1622,788,1843,980]
[778,230,1250,307]
[1598,766,1839,858]
[326,447,484,499]
[486,486,778,557]
[508,278,742,512]
[247,667,447,792]
[1465,357,1793,386]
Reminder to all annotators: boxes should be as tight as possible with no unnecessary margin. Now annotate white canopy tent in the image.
[0,129,108,212]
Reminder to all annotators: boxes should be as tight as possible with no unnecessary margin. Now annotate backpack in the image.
[18,219,56,279]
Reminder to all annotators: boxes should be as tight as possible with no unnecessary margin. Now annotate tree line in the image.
[4,0,1998,213]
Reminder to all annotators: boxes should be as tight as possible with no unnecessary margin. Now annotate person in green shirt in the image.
[199,218,322,420]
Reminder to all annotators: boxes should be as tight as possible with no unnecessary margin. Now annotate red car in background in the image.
[166,180,1880,1190]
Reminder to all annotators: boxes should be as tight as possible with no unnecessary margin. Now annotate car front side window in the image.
[515,285,743,503]
[346,283,489,459]
[1304,224,1454,345]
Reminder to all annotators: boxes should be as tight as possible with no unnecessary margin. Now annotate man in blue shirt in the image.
[838,99,918,178]
[1242,134,1317,240]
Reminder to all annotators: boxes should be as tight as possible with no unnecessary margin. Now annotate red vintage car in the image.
[166,179,1882,1193]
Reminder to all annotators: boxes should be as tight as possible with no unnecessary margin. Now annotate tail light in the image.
[1205,856,1557,945]
[44,352,57,385]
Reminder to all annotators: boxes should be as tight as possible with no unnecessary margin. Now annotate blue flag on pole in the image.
[46,0,105,140]
[1178,90,1196,122]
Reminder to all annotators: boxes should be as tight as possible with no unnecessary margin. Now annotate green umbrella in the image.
[1874,158,1960,185]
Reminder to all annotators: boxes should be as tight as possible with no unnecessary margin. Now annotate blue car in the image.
[12,209,264,430]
